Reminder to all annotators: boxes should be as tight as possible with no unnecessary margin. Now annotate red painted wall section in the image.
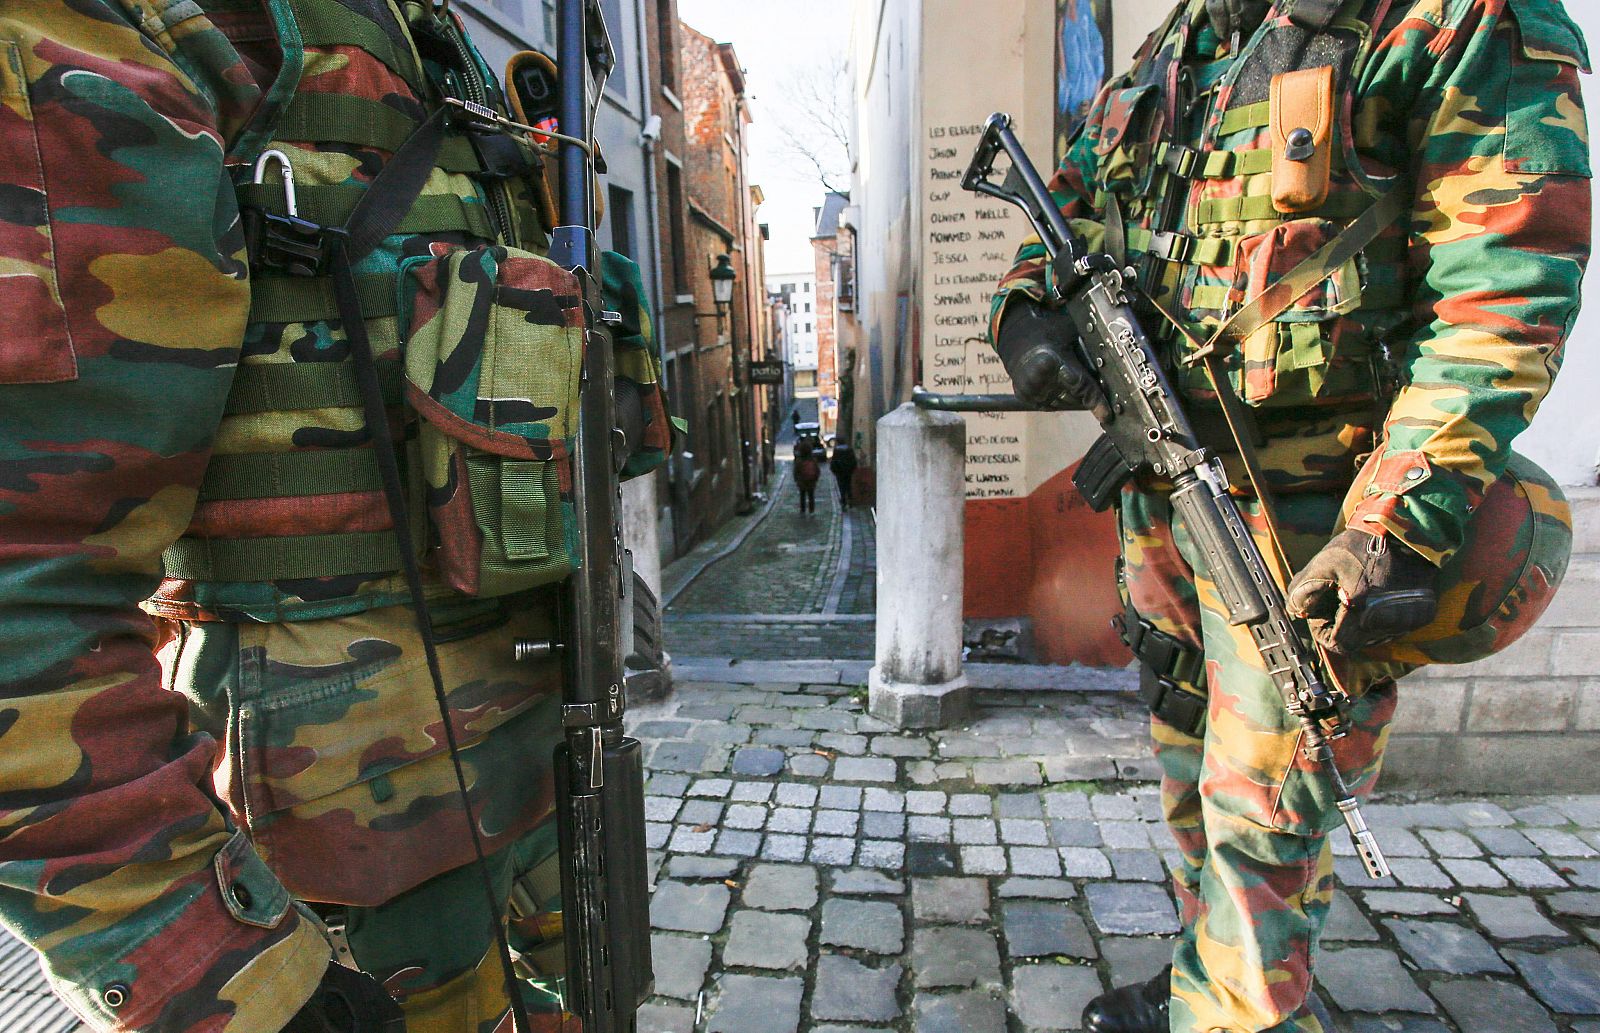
[964,459,1130,666]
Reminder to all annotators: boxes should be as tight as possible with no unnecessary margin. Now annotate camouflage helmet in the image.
[1343,451,1572,666]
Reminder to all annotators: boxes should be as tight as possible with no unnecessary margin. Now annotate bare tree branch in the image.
[769,52,853,195]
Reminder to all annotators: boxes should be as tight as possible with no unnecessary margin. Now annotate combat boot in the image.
[1081,966,1170,1033]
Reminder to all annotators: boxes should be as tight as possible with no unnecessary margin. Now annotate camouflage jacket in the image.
[992,0,1591,566]
[0,1,661,1030]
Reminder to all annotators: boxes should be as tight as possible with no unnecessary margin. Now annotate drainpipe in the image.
[634,0,683,560]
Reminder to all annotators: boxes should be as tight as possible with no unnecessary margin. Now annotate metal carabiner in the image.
[253,148,298,217]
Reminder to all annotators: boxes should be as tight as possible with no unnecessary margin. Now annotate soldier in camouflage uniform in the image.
[990,0,1589,1030]
[0,2,667,1031]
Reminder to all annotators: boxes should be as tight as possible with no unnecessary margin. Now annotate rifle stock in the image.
[962,113,1390,881]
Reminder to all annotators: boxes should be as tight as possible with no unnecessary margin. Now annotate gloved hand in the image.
[1285,527,1439,655]
[281,962,406,1033]
[995,299,1108,418]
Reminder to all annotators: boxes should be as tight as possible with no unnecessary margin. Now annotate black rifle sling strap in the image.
[328,105,538,1033]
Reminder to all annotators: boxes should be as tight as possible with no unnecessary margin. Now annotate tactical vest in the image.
[1092,0,1404,414]
[148,0,653,625]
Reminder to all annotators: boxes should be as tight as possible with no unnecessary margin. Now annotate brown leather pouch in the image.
[1269,65,1335,213]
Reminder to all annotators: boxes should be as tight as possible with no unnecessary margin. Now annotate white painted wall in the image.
[1524,3,1600,486]
[849,0,922,422]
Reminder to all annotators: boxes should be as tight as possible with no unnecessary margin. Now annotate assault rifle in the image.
[956,112,1390,880]
[520,1,652,1027]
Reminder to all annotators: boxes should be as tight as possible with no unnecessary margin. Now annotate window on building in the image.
[600,0,629,97]
[607,185,636,260]
[542,0,555,39]
[805,322,812,333]
[782,282,794,293]
[803,282,812,293]
[656,0,677,90]
[804,302,811,313]
[665,162,689,294]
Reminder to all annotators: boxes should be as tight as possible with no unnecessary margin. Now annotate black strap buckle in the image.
[1117,598,1208,737]
[1141,666,1209,737]
[247,213,345,278]
[1163,145,1199,178]
[1147,230,1195,264]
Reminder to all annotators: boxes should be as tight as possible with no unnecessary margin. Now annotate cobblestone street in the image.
[632,472,1600,1033]
[628,669,1600,1033]
[662,452,876,662]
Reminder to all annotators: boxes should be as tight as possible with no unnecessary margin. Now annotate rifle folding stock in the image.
[961,113,1390,880]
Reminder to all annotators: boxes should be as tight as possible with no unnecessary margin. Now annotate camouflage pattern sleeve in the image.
[986,82,1114,341]
[0,6,328,1031]
[1348,0,1591,565]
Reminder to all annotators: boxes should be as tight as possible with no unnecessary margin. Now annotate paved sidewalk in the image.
[627,672,1600,1033]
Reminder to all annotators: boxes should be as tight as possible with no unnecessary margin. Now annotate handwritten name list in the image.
[921,121,1027,499]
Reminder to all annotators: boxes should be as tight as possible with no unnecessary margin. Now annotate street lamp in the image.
[707,253,755,512]
[709,253,737,318]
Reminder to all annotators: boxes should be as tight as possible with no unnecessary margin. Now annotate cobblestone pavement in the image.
[627,673,1600,1033]
[663,453,877,662]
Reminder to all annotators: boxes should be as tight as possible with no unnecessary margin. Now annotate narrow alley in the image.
[662,412,876,664]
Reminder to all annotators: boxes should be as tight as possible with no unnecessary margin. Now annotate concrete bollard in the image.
[869,403,971,729]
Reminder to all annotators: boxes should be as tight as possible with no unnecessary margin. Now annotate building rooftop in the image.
[811,191,850,240]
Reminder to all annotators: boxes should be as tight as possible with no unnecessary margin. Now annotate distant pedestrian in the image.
[830,444,857,508]
[794,451,822,515]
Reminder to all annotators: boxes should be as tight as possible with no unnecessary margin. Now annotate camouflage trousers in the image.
[165,601,575,1031]
[1118,483,1404,1033]
[327,827,572,1033]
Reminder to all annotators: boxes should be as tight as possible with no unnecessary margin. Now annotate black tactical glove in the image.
[1285,528,1439,656]
[995,299,1108,418]
[281,962,406,1033]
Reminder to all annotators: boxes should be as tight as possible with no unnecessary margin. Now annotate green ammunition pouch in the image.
[397,244,585,597]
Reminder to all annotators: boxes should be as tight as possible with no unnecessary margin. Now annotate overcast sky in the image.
[676,0,854,277]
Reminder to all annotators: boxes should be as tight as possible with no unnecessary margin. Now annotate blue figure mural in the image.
[1056,0,1111,157]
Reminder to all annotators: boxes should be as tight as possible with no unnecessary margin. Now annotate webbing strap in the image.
[238,183,496,241]
[272,95,419,151]
[327,89,537,1028]
[199,449,387,500]
[162,531,401,580]
[343,106,451,262]
[224,360,405,415]
[250,272,398,323]
[272,102,483,173]
[499,461,553,562]
[1218,100,1271,136]
[1202,148,1274,178]
[1125,227,1235,266]
[292,1,425,93]
[1194,190,1369,226]
[1189,282,1234,310]
[1155,143,1274,179]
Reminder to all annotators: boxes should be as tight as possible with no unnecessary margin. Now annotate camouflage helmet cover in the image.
[1343,451,1572,666]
